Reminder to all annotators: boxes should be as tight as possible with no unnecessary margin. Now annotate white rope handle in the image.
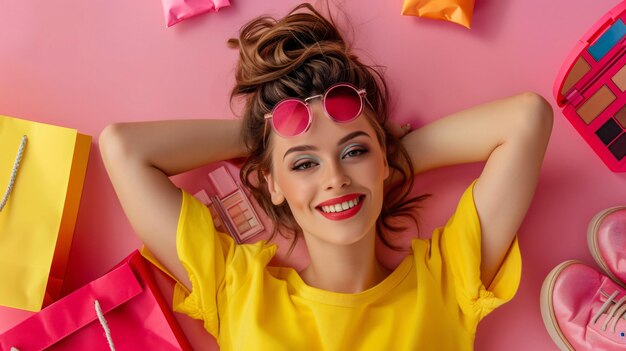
[0,135,27,212]
[94,300,116,351]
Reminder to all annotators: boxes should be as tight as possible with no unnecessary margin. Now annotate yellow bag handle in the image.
[0,135,27,212]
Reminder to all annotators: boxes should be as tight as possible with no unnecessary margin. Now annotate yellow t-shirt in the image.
[154,180,521,350]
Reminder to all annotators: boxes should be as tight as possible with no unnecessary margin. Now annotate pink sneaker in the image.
[541,260,626,350]
[588,206,626,287]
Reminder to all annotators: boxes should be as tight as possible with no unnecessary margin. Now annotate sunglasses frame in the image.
[264,83,368,138]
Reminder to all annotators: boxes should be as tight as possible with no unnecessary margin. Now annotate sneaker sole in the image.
[540,260,579,351]
[587,206,626,289]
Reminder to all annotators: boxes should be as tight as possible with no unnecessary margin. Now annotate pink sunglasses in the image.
[264,83,368,138]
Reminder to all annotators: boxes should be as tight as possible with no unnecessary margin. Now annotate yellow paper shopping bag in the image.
[0,115,91,312]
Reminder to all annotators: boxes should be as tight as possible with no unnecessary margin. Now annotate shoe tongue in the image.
[599,276,625,294]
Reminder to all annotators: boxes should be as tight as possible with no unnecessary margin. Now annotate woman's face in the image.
[266,100,389,246]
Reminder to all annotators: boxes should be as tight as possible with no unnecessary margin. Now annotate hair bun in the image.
[228,3,348,91]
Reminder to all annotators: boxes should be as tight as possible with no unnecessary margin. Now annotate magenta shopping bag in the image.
[161,0,230,27]
[0,251,192,350]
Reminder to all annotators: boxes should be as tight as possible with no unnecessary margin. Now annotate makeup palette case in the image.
[555,1,626,172]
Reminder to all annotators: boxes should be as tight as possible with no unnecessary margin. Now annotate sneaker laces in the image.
[592,290,626,333]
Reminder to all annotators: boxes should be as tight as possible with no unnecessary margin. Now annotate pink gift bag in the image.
[0,251,192,350]
[161,0,231,27]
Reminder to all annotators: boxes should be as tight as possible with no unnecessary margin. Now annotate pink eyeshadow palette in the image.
[555,1,626,171]
[206,166,264,243]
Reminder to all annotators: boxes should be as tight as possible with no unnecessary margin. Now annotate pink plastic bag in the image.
[162,0,230,27]
[0,251,192,350]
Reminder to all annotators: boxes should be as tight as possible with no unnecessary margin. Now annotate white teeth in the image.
[320,197,362,213]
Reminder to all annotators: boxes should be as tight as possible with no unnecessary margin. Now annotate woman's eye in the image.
[343,148,368,158]
[292,160,317,171]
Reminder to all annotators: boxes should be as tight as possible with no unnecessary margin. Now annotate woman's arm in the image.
[99,119,246,290]
[401,92,553,286]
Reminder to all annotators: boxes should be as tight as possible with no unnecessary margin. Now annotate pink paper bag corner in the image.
[162,0,231,27]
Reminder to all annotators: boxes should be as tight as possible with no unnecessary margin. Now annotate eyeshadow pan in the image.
[608,133,626,160]
[228,204,243,217]
[596,118,623,145]
[562,56,591,94]
[231,213,246,223]
[233,213,247,226]
[238,221,252,232]
[222,192,241,208]
[588,19,626,61]
[612,63,626,91]
[616,105,626,128]
[577,86,616,124]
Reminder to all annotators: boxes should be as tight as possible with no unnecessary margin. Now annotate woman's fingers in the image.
[386,121,412,139]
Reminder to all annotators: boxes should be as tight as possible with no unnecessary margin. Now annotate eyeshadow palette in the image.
[555,1,626,172]
[205,165,264,243]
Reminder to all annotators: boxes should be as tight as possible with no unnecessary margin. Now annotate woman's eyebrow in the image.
[283,130,371,160]
[338,130,371,145]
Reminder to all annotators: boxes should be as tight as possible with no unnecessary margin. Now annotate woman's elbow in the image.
[516,92,554,143]
[99,123,132,165]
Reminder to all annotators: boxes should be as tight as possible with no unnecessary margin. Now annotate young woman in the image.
[99,3,552,350]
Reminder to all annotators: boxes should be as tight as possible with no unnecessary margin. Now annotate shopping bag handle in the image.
[0,135,27,212]
[94,300,116,351]
[10,299,116,351]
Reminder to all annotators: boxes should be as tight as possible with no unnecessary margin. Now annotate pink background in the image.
[1,0,624,350]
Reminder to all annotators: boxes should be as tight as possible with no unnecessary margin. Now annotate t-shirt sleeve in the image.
[142,190,275,339]
[424,180,522,326]
[169,190,238,338]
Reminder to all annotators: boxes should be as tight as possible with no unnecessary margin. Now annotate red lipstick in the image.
[316,194,364,221]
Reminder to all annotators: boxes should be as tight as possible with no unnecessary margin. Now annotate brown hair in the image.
[228,3,428,256]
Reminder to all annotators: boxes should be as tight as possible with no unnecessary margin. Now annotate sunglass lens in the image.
[272,100,310,137]
[325,85,362,122]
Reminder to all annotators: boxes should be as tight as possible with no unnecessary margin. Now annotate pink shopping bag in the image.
[0,251,192,350]
[161,0,230,27]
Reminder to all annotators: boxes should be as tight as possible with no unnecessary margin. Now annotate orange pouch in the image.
[401,0,475,29]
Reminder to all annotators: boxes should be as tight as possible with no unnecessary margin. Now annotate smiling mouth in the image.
[317,195,365,214]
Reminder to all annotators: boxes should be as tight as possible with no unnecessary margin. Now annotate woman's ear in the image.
[264,171,286,205]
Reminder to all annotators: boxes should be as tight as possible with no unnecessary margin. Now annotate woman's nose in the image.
[323,160,351,190]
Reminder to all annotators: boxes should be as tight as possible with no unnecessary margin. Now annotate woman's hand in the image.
[385,120,412,139]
